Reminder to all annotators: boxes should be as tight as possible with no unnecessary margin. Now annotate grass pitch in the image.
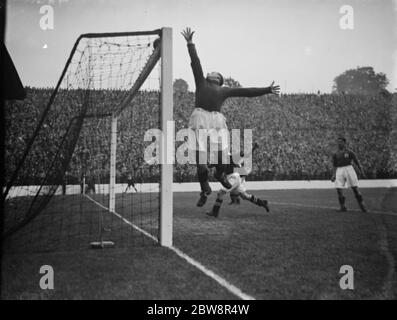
[2,188,396,299]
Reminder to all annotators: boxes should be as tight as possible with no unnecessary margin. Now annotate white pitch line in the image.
[83,194,255,300]
[271,201,397,216]
[169,245,255,300]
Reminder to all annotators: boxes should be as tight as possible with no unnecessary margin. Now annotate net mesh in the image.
[4,31,163,252]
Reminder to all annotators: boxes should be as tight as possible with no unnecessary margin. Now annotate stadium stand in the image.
[5,88,396,184]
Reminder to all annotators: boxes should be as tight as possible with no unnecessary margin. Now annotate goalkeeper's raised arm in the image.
[223,81,280,97]
[181,27,280,113]
[181,27,204,86]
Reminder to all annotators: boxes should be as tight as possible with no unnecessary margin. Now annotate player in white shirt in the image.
[206,144,269,218]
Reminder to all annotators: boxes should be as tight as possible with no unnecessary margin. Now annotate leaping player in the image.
[206,144,269,218]
[331,137,367,212]
[181,27,280,207]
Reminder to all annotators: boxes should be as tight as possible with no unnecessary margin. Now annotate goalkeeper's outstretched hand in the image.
[269,81,280,95]
[181,27,195,44]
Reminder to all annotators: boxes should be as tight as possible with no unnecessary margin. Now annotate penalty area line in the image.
[83,194,255,301]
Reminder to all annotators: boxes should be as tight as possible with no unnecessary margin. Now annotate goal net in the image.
[3,28,173,252]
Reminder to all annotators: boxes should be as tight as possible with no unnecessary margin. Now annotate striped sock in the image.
[213,199,223,214]
[250,195,259,205]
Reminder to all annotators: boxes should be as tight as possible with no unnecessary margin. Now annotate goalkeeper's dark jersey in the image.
[187,43,272,112]
[332,149,358,168]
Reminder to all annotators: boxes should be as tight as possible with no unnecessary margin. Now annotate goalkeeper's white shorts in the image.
[188,107,228,152]
[335,165,358,188]
[220,173,247,194]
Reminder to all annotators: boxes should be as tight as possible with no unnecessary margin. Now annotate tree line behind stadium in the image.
[5,87,396,185]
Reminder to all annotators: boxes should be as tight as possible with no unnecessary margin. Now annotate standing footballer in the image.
[331,137,367,212]
[125,173,138,193]
[181,27,280,207]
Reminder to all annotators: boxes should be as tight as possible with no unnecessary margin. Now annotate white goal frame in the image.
[108,27,173,247]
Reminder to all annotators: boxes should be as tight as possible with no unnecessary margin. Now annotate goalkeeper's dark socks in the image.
[197,186,212,207]
[206,199,223,217]
[199,181,212,195]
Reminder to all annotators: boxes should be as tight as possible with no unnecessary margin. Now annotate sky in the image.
[5,0,397,93]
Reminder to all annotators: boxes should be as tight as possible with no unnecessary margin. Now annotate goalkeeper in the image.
[181,27,280,207]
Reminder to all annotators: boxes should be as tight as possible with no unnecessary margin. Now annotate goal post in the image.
[107,27,173,247]
[108,114,118,213]
[159,27,173,247]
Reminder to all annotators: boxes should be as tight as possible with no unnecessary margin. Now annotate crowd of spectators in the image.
[5,87,396,187]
